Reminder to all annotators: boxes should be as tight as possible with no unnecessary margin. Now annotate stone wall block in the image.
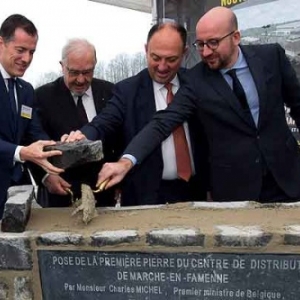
[147,227,204,247]
[0,234,32,270]
[44,140,103,169]
[91,230,139,247]
[0,280,9,300]
[284,225,300,245]
[36,232,83,246]
[192,201,251,209]
[1,186,34,233]
[215,225,272,247]
[14,277,33,300]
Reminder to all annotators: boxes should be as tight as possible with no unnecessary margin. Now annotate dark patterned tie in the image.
[7,78,17,115]
[165,83,192,181]
[226,69,250,110]
[77,95,88,125]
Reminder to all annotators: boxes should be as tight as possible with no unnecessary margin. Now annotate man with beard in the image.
[0,14,63,218]
[63,22,209,206]
[89,6,300,203]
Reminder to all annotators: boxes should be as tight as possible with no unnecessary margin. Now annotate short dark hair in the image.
[0,14,38,43]
[147,22,187,49]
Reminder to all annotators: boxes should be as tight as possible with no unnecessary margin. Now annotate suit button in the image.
[255,158,260,163]
[257,135,260,139]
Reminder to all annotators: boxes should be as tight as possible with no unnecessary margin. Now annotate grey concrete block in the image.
[36,232,83,246]
[284,225,300,245]
[44,140,103,169]
[0,233,32,270]
[215,225,272,247]
[192,201,251,209]
[1,185,34,233]
[0,280,9,300]
[14,277,33,300]
[147,227,204,247]
[91,230,139,246]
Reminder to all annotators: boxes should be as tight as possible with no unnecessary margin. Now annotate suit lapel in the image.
[241,46,272,129]
[135,70,156,127]
[0,74,16,140]
[91,80,106,114]
[204,65,256,128]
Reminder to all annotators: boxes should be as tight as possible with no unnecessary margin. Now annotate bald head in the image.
[194,6,240,70]
[196,6,238,36]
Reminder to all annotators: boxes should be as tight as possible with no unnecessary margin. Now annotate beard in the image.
[201,43,237,70]
[202,53,233,70]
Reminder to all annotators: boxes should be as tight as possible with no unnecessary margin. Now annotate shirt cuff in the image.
[42,173,50,185]
[14,146,25,163]
[121,154,137,166]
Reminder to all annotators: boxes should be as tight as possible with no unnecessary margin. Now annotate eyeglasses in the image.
[193,31,235,51]
[66,66,94,77]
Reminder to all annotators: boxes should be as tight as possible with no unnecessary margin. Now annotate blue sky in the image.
[0,0,151,84]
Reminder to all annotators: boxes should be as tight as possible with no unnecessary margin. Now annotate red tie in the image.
[165,83,192,181]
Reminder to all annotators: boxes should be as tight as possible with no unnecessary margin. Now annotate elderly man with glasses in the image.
[34,38,118,207]
[89,6,300,204]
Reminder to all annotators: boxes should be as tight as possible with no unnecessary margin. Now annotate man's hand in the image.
[20,140,63,175]
[44,174,71,195]
[61,130,87,143]
[96,158,134,190]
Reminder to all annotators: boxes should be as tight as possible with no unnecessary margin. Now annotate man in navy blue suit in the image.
[88,6,300,203]
[63,22,209,206]
[0,14,63,218]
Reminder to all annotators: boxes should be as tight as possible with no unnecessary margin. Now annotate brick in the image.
[44,140,103,169]
[192,201,251,209]
[0,280,9,300]
[284,225,300,245]
[1,186,34,233]
[91,230,139,246]
[147,227,204,247]
[36,232,83,246]
[14,277,33,300]
[215,225,272,247]
[0,233,32,270]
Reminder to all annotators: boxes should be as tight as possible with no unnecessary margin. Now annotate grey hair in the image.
[61,38,97,64]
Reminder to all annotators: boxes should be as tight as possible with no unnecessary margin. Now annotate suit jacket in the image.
[34,77,117,206]
[81,68,209,206]
[124,44,300,201]
[0,73,48,208]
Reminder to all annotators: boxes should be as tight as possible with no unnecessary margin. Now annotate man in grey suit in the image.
[89,6,300,202]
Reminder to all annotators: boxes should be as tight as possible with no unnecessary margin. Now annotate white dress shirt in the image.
[73,86,97,122]
[153,75,195,180]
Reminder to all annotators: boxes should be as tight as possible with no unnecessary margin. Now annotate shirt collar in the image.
[153,74,180,92]
[220,46,248,75]
[0,63,15,80]
[72,86,92,98]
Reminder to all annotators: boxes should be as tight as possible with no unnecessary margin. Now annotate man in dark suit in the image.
[64,23,209,206]
[0,14,63,218]
[93,6,300,203]
[34,38,117,207]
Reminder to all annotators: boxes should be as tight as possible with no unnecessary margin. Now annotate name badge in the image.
[21,105,32,119]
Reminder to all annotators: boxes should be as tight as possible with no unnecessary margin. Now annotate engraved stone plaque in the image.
[38,250,300,299]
